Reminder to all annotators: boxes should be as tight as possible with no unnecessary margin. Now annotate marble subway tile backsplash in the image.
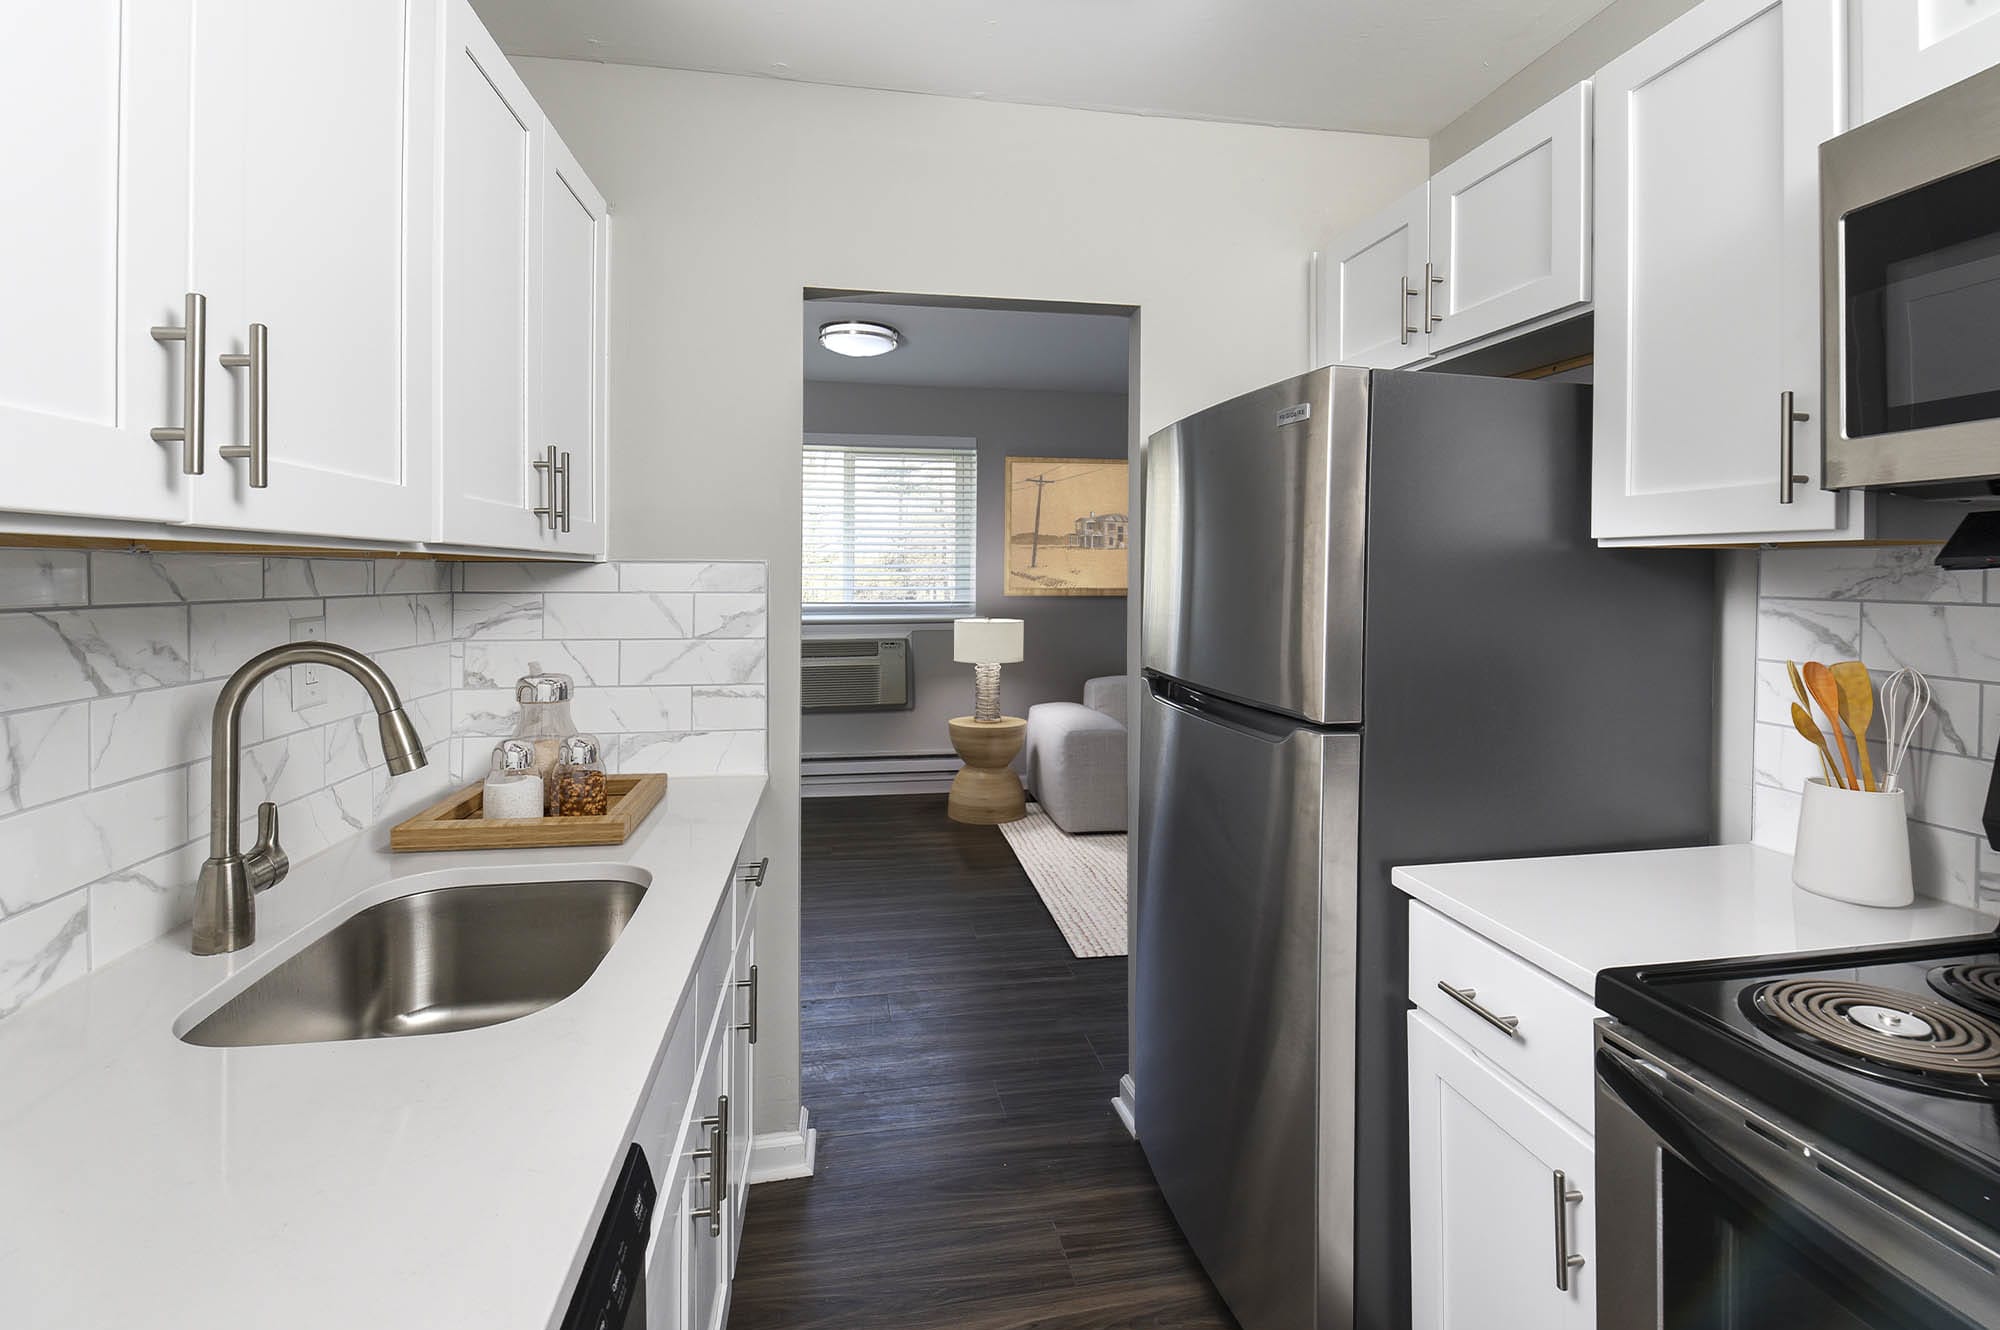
[0,553,768,1020]
[1753,545,2000,911]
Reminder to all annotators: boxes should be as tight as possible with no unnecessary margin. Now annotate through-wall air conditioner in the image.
[801,637,911,712]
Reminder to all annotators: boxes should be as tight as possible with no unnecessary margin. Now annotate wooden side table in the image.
[947,715,1028,825]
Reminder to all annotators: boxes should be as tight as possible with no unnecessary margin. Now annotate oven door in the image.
[1823,63,2000,491]
[1594,1025,2000,1330]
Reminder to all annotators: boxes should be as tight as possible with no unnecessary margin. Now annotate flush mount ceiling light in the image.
[818,319,902,358]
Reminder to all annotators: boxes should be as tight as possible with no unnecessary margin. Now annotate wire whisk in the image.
[1879,667,1932,794]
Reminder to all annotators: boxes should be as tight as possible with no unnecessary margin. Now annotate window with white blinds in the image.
[803,436,978,615]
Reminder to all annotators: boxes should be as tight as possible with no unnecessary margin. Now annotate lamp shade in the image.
[953,617,1024,664]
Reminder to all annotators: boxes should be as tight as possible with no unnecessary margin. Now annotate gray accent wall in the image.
[801,381,1130,761]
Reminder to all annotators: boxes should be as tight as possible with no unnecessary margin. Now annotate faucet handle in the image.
[246,800,290,892]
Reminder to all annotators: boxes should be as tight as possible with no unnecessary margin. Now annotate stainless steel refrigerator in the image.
[1135,366,1716,1330]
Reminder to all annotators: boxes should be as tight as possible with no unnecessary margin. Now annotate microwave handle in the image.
[1596,1039,1990,1330]
[1779,390,1812,504]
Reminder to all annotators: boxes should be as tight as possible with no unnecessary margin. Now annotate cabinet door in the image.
[1854,0,2000,122]
[437,0,551,552]
[188,0,438,541]
[726,927,757,1259]
[1428,83,1591,354]
[0,1,196,523]
[1591,0,1851,542]
[1408,1012,1595,1330]
[1317,184,1430,369]
[539,129,611,556]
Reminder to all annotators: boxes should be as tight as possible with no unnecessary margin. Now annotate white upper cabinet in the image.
[1409,1012,1595,1330]
[1853,0,2000,121]
[436,0,609,557]
[1591,0,1856,543]
[187,0,439,543]
[0,1,198,524]
[1317,185,1431,369]
[1428,84,1592,354]
[437,0,549,552]
[537,130,611,556]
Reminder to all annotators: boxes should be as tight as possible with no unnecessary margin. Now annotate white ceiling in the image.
[469,0,1618,137]
[804,299,1131,393]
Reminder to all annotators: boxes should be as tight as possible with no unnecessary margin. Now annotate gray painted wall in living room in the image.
[801,382,1130,760]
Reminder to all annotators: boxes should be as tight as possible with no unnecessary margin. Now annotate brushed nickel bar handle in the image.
[737,857,770,886]
[1426,262,1445,327]
[557,449,573,534]
[217,323,270,488]
[1778,389,1811,504]
[1437,981,1521,1038]
[531,445,558,528]
[1402,277,1421,346]
[690,1100,727,1236]
[150,292,207,475]
[736,964,759,1044]
[1553,1169,1585,1290]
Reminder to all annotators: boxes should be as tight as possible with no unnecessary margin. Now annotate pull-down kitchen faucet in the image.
[192,642,428,955]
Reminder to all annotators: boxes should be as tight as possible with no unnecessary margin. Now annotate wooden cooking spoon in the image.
[1831,660,1877,793]
[1790,703,1839,787]
[1802,661,1857,790]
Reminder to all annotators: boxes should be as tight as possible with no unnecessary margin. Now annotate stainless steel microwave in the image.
[1823,62,2000,492]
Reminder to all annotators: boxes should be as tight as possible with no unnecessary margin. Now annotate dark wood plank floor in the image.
[727,794,1237,1330]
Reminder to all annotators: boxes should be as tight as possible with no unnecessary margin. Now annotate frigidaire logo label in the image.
[1275,403,1311,427]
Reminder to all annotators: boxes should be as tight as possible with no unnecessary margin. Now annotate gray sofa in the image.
[1024,674,1128,834]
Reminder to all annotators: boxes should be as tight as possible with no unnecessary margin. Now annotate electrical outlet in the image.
[291,617,328,710]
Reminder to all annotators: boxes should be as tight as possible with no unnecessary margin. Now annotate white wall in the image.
[516,58,1428,1135]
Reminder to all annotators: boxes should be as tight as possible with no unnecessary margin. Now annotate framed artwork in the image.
[1003,456,1130,597]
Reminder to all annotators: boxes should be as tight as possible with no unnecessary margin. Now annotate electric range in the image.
[1592,930,2000,1330]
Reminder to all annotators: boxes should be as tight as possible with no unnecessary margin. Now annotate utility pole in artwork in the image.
[1022,471,1056,568]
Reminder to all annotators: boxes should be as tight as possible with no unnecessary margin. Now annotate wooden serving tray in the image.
[390,772,668,852]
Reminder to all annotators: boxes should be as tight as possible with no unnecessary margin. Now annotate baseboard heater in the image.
[802,754,959,798]
[801,636,911,712]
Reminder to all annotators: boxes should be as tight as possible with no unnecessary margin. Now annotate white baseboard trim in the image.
[748,1106,819,1183]
[1113,1074,1137,1140]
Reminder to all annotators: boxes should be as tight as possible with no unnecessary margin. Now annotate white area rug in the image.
[999,803,1129,959]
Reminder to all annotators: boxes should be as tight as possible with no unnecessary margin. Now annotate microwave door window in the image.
[1844,155,2000,437]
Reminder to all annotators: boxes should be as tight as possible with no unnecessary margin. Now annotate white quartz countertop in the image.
[0,774,765,1330]
[1393,844,1996,997]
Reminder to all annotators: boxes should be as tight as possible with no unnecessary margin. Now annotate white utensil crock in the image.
[1791,778,1914,908]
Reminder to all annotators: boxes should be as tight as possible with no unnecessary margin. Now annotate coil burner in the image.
[1930,962,2000,1020]
[1746,977,2000,1096]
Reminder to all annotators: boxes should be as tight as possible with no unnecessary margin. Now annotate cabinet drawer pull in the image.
[1437,981,1521,1038]
[1425,262,1446,327]
[1777,389,1812,504]
[1553,1169,1585,1290]
[217,323,270,488]
[150,292,208,475]
[1401,277,1421,346]
[737,857,770,886]
[531,445,560,530]
[735,963,758,1044]
[689,1093,729,1236]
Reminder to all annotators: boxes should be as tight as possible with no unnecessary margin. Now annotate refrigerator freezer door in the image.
[1135,677,1360,1330]
[1141,365,1370,726]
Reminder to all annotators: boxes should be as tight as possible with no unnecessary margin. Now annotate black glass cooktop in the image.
[1598,931,2000,1233]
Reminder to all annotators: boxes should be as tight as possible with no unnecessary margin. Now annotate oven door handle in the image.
[1596,1041,1993,1330]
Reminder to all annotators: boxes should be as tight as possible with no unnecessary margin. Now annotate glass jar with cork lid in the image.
[511,670,577,812]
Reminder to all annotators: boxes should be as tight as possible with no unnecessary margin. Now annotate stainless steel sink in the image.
[180,878,646,1048]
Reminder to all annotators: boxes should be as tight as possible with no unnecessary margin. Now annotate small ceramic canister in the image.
[1791,778,1914,908]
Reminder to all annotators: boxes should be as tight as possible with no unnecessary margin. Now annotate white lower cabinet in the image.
[1590,0,1858,544]
[1853,0,2000,122]
[1408,1011,1595,1330]
[642,842,762,1330]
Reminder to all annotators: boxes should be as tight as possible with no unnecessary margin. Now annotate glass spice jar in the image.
[553,734,609,817]
[511,669,577,812]
[482,739,545,820]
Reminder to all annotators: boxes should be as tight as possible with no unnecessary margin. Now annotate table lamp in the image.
[953,617,1024,723]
